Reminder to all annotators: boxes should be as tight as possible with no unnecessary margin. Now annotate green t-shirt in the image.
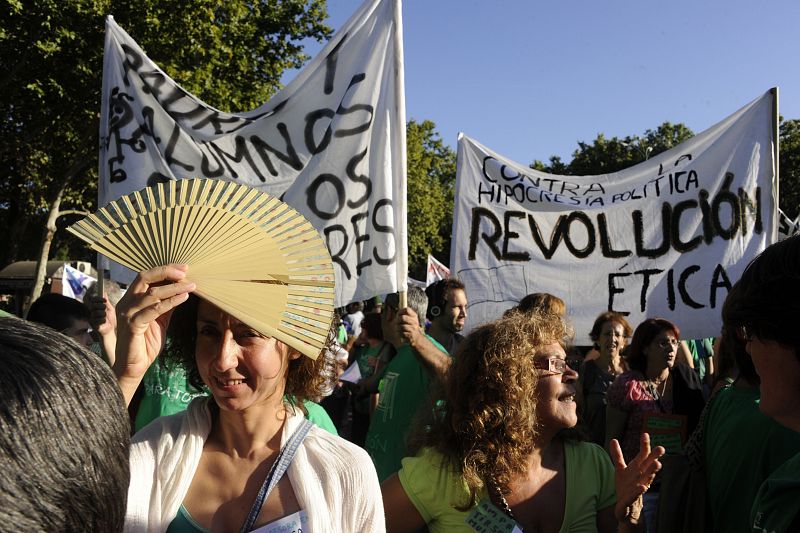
[750,451,800,532]
[134,360,337,436]
[300,398,338,436]
[365,335,447,482]
[135,361,205,432]
[704,386,800,533]
[352,342,385,414]
[398,442,616,533]
[687,338,714,381]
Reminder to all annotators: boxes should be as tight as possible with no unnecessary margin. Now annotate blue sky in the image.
[284,0,800,165]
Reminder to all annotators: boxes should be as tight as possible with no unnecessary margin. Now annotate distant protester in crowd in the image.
[26,292,93,347]
[721,235,800,532]
[578,311,632,446]
[382,310,663,532]
[365,287,450,481]
[606,317,705,530]
[0,318,130,531]
[515,292,566,316]
[425,278,468,355]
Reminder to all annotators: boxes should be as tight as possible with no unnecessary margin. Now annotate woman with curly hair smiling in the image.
[382,310,663,532]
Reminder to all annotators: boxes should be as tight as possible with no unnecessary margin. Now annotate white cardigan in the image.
[125,397,385,533]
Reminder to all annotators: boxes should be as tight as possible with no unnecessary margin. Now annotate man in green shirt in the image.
[720,236,800,532]
[365,287,450,481]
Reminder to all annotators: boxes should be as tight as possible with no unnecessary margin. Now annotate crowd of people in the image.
[1,236,799,532]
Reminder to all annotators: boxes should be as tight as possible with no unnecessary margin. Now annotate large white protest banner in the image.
[452,90,778,344]
[98,0,406,306]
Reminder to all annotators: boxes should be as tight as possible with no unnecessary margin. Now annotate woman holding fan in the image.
[115,264,384,532]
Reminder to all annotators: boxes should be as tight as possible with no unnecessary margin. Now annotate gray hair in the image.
[407,286,428,327]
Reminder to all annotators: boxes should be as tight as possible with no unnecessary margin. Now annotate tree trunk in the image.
[27,187,65,313]
[26,157,92,314]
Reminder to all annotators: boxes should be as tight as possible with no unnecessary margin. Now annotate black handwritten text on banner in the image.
[451,91,776,343]
[98,0,406,305]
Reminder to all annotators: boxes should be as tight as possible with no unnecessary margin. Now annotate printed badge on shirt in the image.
[250,509,308,533]
[465,497,523,533]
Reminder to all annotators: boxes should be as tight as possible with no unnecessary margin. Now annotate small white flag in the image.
[426,254,450,286]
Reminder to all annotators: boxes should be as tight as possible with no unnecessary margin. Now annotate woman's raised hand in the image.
[610,432,665,525]
[113,264,196,405]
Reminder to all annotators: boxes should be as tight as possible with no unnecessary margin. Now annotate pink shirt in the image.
[607,370,674,460]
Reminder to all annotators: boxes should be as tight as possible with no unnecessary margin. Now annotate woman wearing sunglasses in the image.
[382,310,663,532]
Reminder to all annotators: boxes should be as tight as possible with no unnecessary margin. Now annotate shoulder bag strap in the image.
[238,418,314,533]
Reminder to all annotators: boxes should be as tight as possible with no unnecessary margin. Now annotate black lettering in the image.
[163,123,195,172]
[711,172,740,239]
[335,73,374,137]
[120,44,143,86]
[686,170,699,190]
[249,124,304,177]
[710,264,732,308]
[528,214,566,260]
[478,182,497,204]
[634,268,663,312]
[345,149,370,209]
[500,164,520,181]
[502,211,531,261]
[306,174,345,220]
[562,212,595,258]
[324,225,350,279]
[673,171,687,193]
[482,156,498,183]
[678,265,704,309]
[698,190,714,244]
[598,213,632,258]
[738,186,762,236]
[200,145,226,178]
[468,207,502,260]
[608,272,631,315]
[207,136,264,181]
[667,268,676,310]
[372,199,395,265]
[324,34,348,94]
[192,111,248,135]
[351,211,371,275]
[304,108,335,154]
[670,199,702,252]
[633,204,671,258]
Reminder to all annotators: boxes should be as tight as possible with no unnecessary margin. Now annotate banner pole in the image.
[393,0,408,308]
[771,86,780,244]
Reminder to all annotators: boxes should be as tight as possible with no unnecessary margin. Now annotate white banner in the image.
[426,254,451,286]
[98,0,407,306]
[452,91,777,344]
[778,208,800,241]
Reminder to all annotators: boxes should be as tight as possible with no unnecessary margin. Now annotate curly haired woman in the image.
[381,310,663,532]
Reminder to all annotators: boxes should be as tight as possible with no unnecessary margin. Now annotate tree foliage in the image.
[780,118,800,220]
[0,0,331,266]
[532,122,696,175]
[531,119,800,223]
[406,119,456,280]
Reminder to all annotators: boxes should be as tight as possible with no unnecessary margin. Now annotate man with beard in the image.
[425,278,468,356]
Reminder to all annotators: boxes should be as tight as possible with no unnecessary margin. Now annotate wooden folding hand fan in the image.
[68,179,335,359]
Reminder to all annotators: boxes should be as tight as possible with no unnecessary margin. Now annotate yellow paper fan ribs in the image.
[68,179,335,359]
